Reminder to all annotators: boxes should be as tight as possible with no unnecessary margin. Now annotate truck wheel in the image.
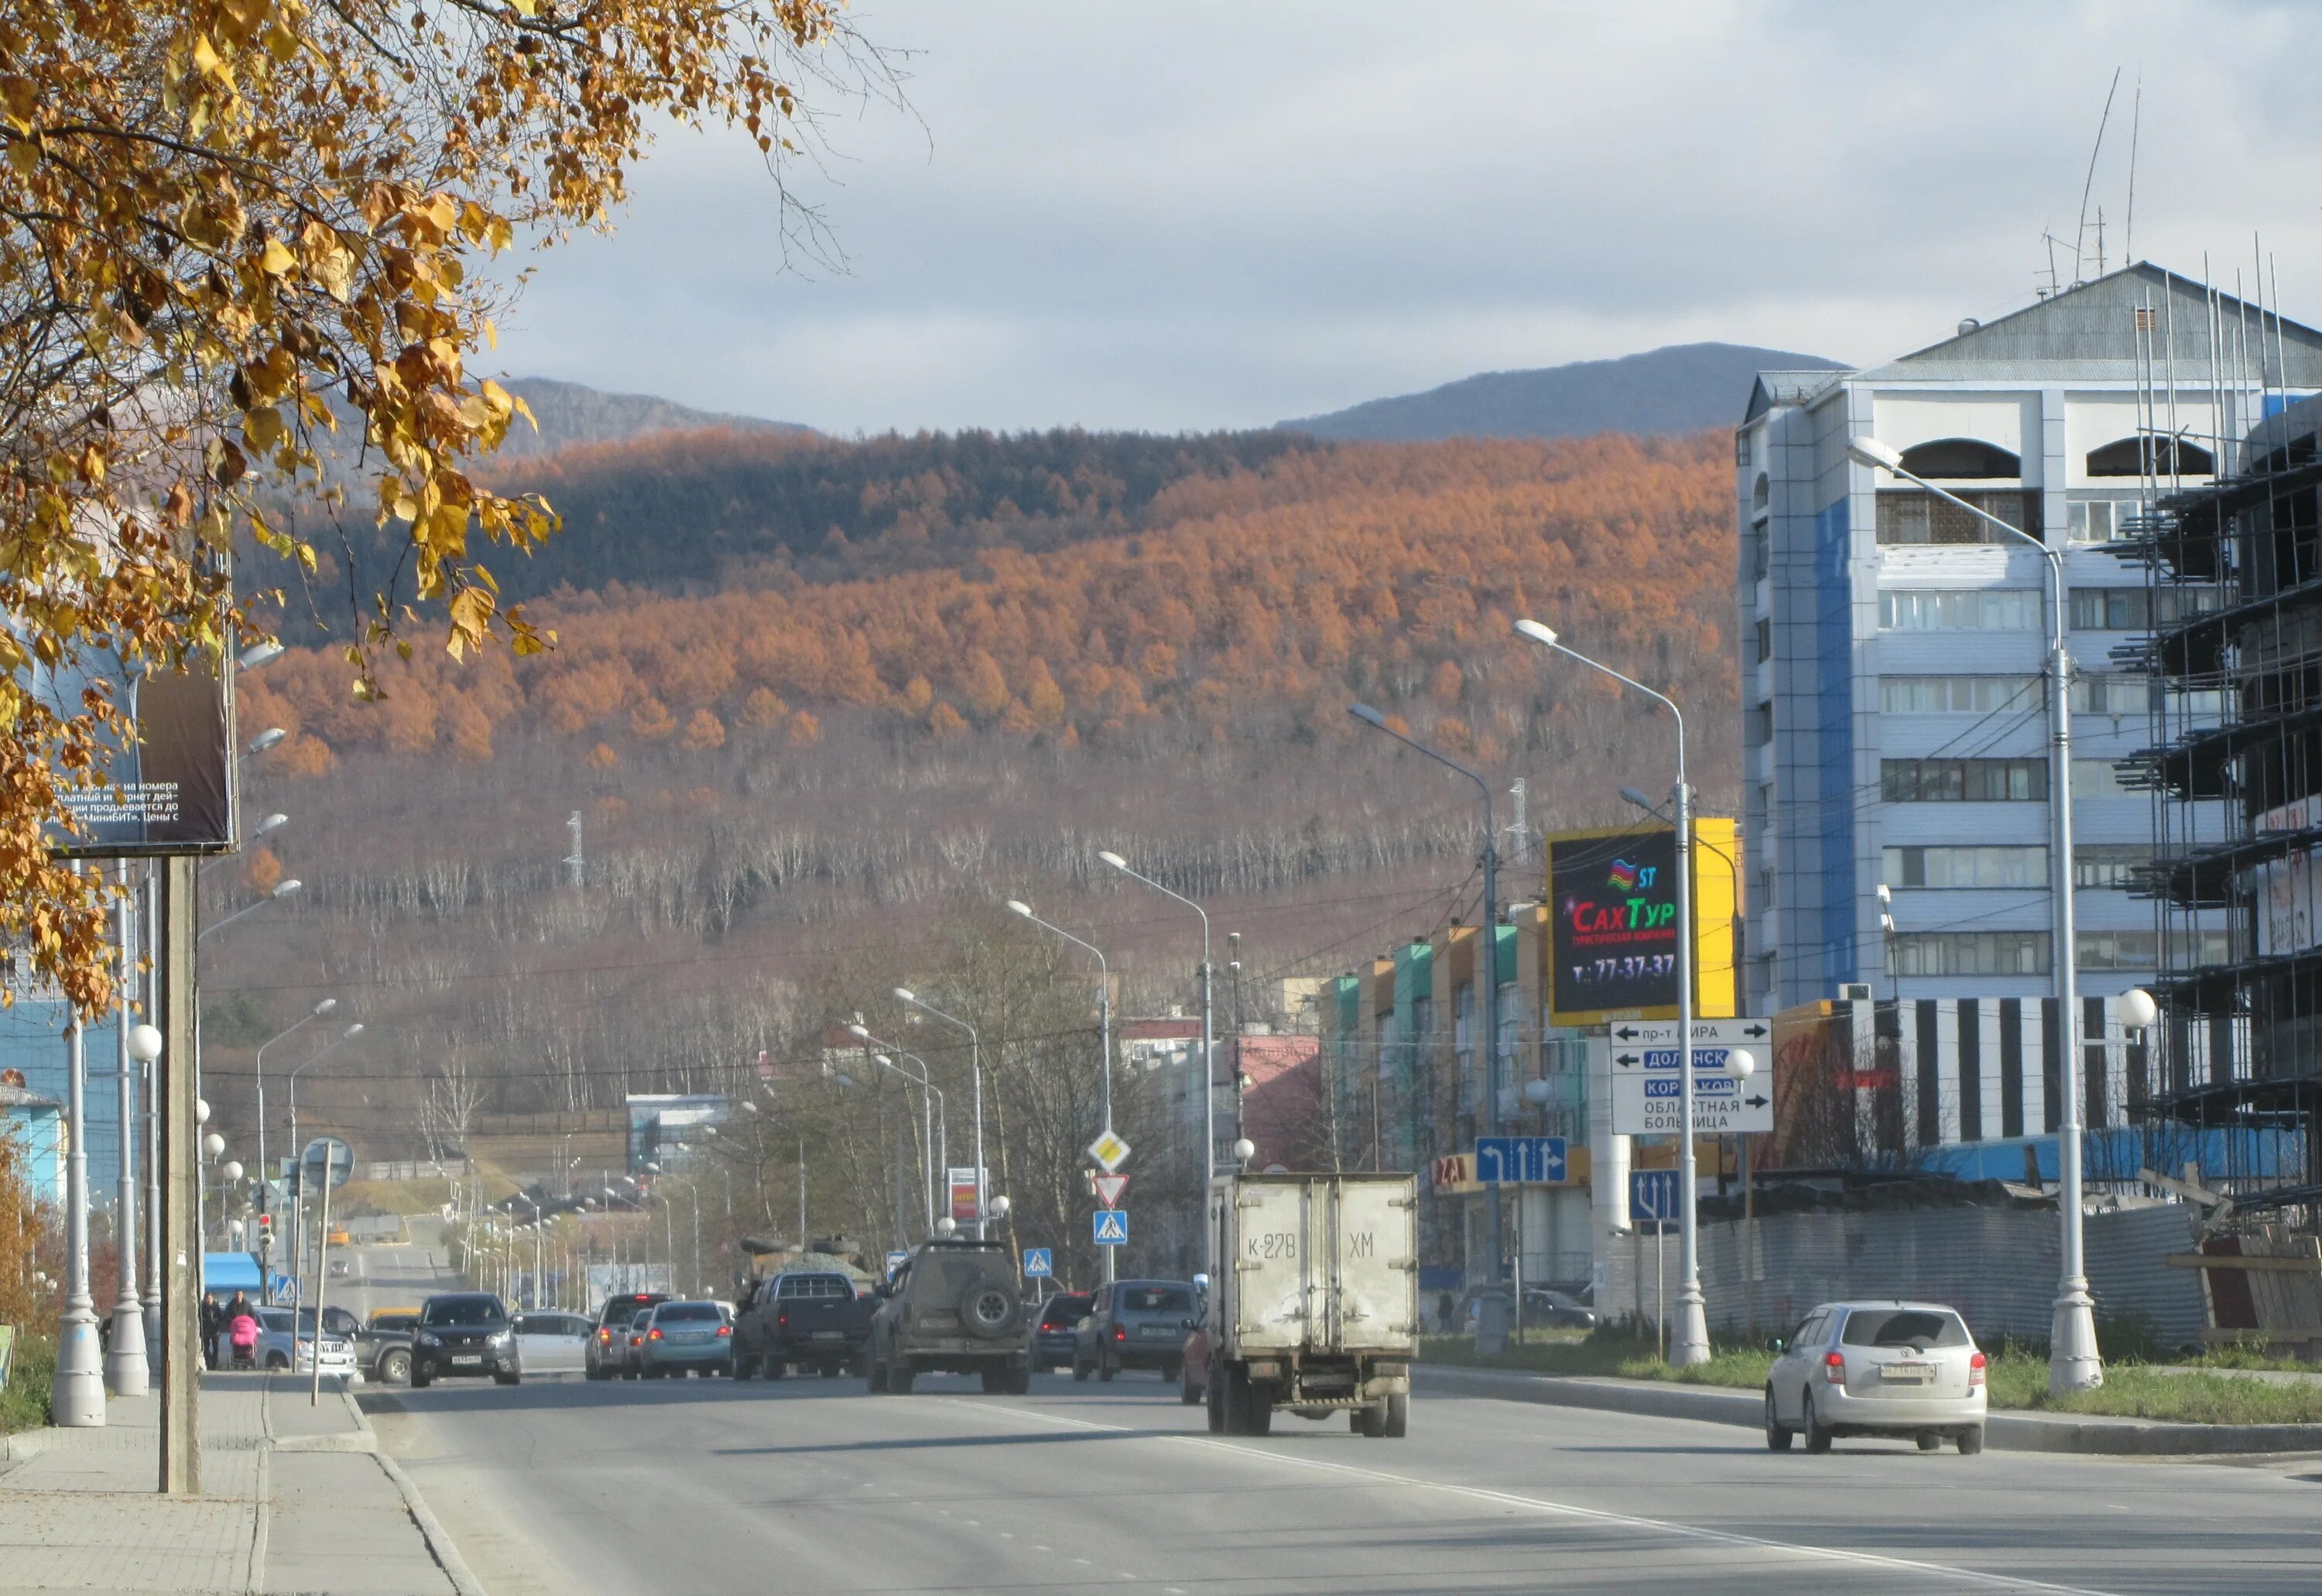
[981,1368,1005,1394]
[765,1357,787,1381]
[1357,1402,1387,1438]
[1010,1365,1033,1396]
[1382,1392,1408,1439]
[734,1355,757,1380]
[1218,1365,1248,1435]
[1245,1387,1273,1437]
[1205,1372,1226,1433]
[890,1364,915,1395]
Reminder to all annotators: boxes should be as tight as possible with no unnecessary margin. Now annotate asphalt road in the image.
[357,1346,2322,1596]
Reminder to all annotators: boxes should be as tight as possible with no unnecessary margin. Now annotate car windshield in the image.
[656,1303,721,1323]
[1042,1296,1092,1327]
[1121,1286,1190,1313]
[1842,1308,1968,1348]
[422,1297,505,1327]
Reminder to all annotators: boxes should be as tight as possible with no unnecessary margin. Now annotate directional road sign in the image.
[1092,1209,1128,1246]
[1630,1169,1681,1228]
[1092,1173,1128,1208]
[1611,1018,1771,1048]
[1472,1135,1567,1184]
[1604,1034,1775,1135]
[1022,1248,1053,1279]
[1086,1129,1132,1172]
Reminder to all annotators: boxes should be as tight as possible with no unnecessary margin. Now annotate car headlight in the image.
[416,1332,440,1348]
[488,1331,511,1348]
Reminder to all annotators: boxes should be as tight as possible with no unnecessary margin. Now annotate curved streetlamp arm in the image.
[1346,705,1491,816]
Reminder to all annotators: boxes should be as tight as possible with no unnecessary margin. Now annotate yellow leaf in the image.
[259,239,296,276]
[242,406,283,452]
[190,33,224,76]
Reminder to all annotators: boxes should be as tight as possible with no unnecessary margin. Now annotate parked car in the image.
[1029,1291,1093,1374]
[409,1293,520,1388]
[1461,1286,1597,1333]
[586,1292,668,1381]
[637,1300,735,1378]
[1072,1279,1197,1382]
[253,1307,361,1379]
[512,1311,594,1376]
[735,1270,874,1379]
[1765,1300,1986,1454]
[865,1238,1030,1394]
[357,1307,418,1385]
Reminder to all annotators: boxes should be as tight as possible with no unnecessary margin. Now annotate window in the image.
[1882,759,2048,802]
[1880,676,2039,714]
[2074,846,2151,889]
[1755,616,1771,663]
[1752,702,1773,744]
[1842,1307,1970,1348]
[1879,590,2042,631]
[1899,439,2022,478]
[2070,587,2223,628]
[1752,471,1769,511]
[1120,1286,1190,1313]
[1892,932,2050,976]
[2067,498,2132,543]
[2070,673,2151,714]
[1884,845,2047,889]
[2087,436,2215,478]
[1875,490,2043,546]
[2071,759,2134,796]
[2075,931,2156,970]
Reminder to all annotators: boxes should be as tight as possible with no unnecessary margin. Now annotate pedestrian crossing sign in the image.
[1092,1209,1128,1246]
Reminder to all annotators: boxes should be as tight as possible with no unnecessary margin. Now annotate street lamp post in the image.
[254,998,336,1296]
[1005,899,1116,1284]
[198,878,303,941]
[286,1024,362,1286]
[51,1016,104,1426]
[1094,853,1215,1222]
[1347,704,1506,1292]
[1846,435,2098,1395]
[1514,618,1710,1367]
[893,989,988,1238]
[848,1026,945,1235]
[105,866,149,1396]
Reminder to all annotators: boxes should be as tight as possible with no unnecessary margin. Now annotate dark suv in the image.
[866,1238,1029,1394]
[1073,1280,1197,1382]
[410,1293,519,1387]
[1029,1292,1092,1373]
[587,1292,668,1380]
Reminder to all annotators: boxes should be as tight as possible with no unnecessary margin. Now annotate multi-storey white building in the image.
[1737,263,2322,1015]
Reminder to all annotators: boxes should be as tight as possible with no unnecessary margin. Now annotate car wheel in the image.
[1916,1431,1941,1452]
[266,1352,290,1371]
[380,1349,411,1385]
[495,1371,520,1386]
[1098,1357,1115,1383]
[866,1355,887,1394]
[1958,1426,1985,1456]
[734,1355,757,1380]
[890,1365,915,1395]
[1802,1390,1833,1454]
[1180,1368,1202,1406]
[765,1358,787,1381]
[1010,1365,1033,1396]
[981,1368,1005,1394]
[1161,1357,1182,1383]
[1382,1392,1407,1440]
[1072,1358,1091,1383]
[411,1368,433,1389]
[622,1365,638,1380]
[1764,1388,1793,1451]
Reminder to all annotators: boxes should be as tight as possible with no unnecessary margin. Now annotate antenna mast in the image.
[2073,67,2122,283]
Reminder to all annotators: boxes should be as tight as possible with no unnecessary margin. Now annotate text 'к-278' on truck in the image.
[1202,1170,1416,1438]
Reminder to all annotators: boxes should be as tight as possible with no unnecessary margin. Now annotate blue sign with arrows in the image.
[1473,1135,1567,1184]
[1630,1170,1681,1228]
[1092,1209,1128,1246]
[1022,1248,1053,1278]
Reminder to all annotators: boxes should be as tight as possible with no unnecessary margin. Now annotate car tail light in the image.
[598,1329,611,1342]
[648,1327,663,1341]
[1112,1324,1126,1342]
[717,1325,732,1337]
[1823,1350,1846,1385]
[1968,1351,1987,1387]
[777,1313,788,1328]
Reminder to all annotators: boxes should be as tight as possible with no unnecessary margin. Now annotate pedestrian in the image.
[1436,1289,1456,1334]
[200,1293,223,1370]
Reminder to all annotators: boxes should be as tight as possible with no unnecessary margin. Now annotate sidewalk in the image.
[0,1373,478,1595]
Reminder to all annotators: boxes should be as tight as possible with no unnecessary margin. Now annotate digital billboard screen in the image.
[1548,828,1682,1023]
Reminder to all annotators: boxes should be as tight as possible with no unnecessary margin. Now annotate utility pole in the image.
[159,856,200,1492]
[106,863,149,1395]
[565,810,584,891]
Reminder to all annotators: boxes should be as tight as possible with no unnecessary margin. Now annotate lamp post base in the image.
[2049,1277,2104,1396]
[51,1310,107,1426]
[104,1300,149,1396]
[1669,1286,1712,1368]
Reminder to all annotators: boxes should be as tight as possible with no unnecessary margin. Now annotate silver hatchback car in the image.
[1765,1300,1987,1454]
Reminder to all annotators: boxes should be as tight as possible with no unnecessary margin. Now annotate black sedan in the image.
[409,1293,521,1387]
[1028,1291,1092,1373]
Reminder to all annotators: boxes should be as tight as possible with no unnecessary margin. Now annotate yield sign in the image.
[1092,1173,1128,1208]
[1086,1129,1131,1172]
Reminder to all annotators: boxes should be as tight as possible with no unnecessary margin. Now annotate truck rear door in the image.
[1230,1179,1310,1353]
[1327,1179,1415,1354]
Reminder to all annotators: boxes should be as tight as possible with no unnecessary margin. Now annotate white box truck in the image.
[1203,1170,1417,1437]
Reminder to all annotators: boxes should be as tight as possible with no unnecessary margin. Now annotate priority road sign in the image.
[1022,1248,1053,1278]
[1092,1173,1128,1208]
[1473,1135,1567,1184]
[1092,1209,1128,1246]
[1086,1129,1132,1172]
[1630,1170,1681,1228]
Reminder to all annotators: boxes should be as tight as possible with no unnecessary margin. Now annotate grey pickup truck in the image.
[733,1270,874,1379]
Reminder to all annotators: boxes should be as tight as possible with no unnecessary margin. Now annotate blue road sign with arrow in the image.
[1630,1170,1681,1228]
[1473,1135,1567,1183]
[1092,1209,1128,1246]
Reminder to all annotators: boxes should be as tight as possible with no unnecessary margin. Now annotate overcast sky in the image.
[491,1,2322,435]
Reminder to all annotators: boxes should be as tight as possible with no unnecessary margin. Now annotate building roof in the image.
[0,1081,61,1110]
[1744,263,2322,425]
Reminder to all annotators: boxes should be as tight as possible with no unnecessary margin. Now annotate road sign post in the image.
[1092,1210,1128,1247]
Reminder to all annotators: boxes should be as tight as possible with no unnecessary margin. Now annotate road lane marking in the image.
[940,1400,2123,1596]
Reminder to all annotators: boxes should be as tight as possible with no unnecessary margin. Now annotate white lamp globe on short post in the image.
[1232,1139,1255,1170]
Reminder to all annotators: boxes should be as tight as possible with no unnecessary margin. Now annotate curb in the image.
[1415,1365,2322,1455]
[341,1383,488,1596]
[0,1426,60,1474]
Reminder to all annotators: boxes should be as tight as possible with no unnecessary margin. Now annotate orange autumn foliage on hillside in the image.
[239,433,1733,770]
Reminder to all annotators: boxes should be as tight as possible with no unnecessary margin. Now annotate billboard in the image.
[41,648,235,856]
[948,1167,982,1224]
[1544,820,1739,1026]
